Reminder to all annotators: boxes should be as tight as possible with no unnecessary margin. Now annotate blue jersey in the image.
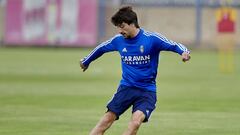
[82,29,189,92]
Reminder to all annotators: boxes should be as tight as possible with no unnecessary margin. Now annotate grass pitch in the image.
[0,47,240,135]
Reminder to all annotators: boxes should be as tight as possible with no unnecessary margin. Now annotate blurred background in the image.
[0,0,240,135]
[0,0,239,48]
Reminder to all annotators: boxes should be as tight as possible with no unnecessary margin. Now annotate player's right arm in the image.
[80,36,118,72]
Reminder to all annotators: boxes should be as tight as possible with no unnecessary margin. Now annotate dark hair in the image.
[111,6,139,28]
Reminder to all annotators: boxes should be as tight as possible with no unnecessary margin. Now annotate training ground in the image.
[0,47,240,135]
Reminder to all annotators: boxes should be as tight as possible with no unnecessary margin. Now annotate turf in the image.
[0,47,240,135]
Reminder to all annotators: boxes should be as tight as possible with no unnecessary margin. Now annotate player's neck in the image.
[130,28,140,38]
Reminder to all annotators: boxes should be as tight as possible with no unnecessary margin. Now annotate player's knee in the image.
[103,112,116,124]
[130,119,142,128]
[102,117,113,125]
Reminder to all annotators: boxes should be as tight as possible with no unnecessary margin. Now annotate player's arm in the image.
[80,37,117,72]
[152,33,190,62]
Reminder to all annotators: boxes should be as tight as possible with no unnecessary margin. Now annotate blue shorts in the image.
[107,85,157,122]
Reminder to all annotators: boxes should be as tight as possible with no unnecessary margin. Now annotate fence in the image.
[0,0,239,48]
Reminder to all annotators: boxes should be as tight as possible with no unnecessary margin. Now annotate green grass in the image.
[0,47,240,135]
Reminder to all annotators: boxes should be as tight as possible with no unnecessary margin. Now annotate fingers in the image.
[80,60,88,72]
[82,68,87,72]
[80,66,87,72]
[182,59,187,62]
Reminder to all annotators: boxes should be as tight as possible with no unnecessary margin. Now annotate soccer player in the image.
[80,6,190,135]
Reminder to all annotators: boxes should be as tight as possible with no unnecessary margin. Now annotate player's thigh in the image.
[132,91,157,122]
[107,85,135,117]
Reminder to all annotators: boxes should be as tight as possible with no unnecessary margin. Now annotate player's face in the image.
[117,23,135,38]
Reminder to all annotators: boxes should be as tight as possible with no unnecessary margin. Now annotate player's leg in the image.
[122,110,145,135]
[90,85,134,135]
[123,89,157,135]
[89,111,117,135]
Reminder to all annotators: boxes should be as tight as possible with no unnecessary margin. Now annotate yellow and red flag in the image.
[216,7,237,33]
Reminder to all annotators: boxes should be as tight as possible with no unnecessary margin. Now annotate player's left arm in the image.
[152,33,190,62]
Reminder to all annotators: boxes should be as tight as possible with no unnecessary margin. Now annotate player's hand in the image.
[181,52,191,62]
[80,60,88,72]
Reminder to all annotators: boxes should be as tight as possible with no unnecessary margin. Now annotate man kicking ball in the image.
[80,6,191,135]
